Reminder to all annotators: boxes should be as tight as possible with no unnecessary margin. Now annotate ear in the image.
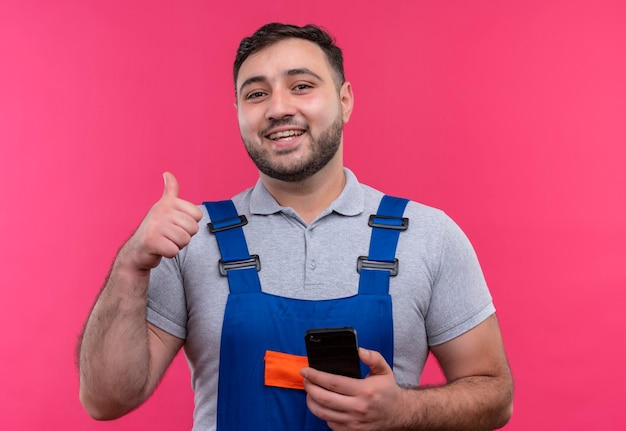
[340,81,354,123]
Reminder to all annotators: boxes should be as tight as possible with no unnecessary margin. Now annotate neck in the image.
[260,155,346,224]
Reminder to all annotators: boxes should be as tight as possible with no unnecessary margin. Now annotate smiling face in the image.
[235,38,353,183]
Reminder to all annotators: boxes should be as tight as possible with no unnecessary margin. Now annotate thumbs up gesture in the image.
[124,172,203,272]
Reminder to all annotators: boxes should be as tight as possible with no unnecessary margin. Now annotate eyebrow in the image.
[238,68,324,96]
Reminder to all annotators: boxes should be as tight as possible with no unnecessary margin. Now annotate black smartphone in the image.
[304,327,362,378]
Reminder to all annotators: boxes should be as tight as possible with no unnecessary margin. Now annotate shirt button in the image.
[310,260,316,270]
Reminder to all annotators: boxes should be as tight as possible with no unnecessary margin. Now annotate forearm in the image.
[78,248,153,419]
[78,173,199,419]
[396,373,513,431]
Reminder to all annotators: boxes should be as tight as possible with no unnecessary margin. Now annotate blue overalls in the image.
[203,195,409,430]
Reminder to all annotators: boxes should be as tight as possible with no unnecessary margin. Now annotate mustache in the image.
[260,119,308,136]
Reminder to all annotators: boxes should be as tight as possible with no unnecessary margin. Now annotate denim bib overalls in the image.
[203,195,408,430]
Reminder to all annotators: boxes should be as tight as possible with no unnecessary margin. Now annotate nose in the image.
[265,89,296,121]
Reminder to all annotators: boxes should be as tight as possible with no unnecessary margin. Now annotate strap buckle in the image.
[368,214,409,231]
[208,215,248,233]
[218,255,261,276]
[356,256,399,276]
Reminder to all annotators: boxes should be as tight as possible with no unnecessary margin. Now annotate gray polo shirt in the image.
[147,168,494,431]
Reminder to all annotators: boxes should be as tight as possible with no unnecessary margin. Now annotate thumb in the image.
[359,348,393,377]
[162,172,179,198]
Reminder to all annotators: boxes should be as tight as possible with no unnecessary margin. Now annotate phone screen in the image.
[305,327,362,378]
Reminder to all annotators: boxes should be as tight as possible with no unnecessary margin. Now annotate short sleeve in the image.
[425,215,495,346]
[147,254,188,339]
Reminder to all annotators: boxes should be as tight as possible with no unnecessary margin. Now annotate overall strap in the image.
[203,200,261,294]
[358,195,409,295]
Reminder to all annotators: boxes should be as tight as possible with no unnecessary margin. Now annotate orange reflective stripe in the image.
[264,350,309,390]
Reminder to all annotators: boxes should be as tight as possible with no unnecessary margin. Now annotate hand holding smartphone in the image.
[304,327,362,378]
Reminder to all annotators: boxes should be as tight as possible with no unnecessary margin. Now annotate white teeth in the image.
[268,130,304,140]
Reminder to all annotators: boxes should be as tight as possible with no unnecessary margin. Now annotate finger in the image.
[359,348,393,376]
[302,367,361,397]
[169,208,202,236]
[162,171,179,198]
[177,200,203,222]
[161,173,203,222]
[160,224,194,256]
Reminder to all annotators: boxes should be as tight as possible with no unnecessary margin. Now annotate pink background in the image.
[1,1,625,429]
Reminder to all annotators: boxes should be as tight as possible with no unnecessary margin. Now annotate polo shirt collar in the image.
[249,168,364,217]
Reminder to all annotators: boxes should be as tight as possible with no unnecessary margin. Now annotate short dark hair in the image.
[233,23,345,95]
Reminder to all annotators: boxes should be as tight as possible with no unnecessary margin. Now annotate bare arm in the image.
[399,313,513,430]
[78,173,201,420]
[302,314,513,431]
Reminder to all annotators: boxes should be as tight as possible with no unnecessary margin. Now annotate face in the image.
[235,38,353,182]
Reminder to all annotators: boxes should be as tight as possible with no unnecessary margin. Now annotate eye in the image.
[293,83,313,92]
[245,90,267,100]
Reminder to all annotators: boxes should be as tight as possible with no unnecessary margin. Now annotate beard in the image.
[242,112,343,183]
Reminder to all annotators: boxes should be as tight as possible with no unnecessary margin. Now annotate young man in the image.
[79,23,513,430]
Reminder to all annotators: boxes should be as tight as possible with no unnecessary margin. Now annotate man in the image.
[79,23,513,430]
